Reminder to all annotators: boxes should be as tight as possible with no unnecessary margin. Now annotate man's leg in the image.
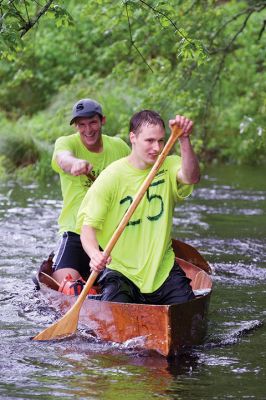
[144,261,195,305]
[98,269,140,303]
[52,268,81,284]
[52,232,91,284]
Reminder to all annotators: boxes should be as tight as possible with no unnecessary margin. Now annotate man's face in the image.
[130,123,165,168]
[75,114,105,150]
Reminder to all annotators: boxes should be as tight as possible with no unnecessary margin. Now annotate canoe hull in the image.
[40,283,211,357]
[36,239,212,357]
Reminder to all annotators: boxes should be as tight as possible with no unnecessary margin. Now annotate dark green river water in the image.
[0,165,265,399]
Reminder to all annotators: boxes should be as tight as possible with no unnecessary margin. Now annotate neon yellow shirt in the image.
[52,133,130,234]
[77,156,193,293]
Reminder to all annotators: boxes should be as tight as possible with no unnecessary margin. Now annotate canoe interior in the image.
[36,239,212,357]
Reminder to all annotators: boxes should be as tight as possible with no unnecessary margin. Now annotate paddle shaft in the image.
[33,123,182,341]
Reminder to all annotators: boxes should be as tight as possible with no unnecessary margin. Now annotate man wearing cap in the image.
[51,98,130,286]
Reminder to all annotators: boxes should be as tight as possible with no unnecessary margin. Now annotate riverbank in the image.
[0,78,265,185]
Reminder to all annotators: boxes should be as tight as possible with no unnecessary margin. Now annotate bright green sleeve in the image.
[51,135,74,173]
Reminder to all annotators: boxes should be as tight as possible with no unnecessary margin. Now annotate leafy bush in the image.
[0,135,40,169]
[0,0,265,178]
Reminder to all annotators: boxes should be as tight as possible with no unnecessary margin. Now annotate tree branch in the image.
[210,3,266,50]
[8,0,27,25]
[23,0,31,25]
[19,0,54,38]
[258,19,266,41]
[138,0,195,46]
[225,10,253,51]
[124,1,153,72]
[203,3,266,136]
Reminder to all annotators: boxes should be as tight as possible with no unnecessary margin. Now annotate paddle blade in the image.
[33,303,80,341]
[33,271,98,341]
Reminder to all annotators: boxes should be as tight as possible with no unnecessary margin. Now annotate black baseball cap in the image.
[70,98,103,125]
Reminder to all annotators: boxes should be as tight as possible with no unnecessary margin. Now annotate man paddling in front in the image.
[76,110,200,304]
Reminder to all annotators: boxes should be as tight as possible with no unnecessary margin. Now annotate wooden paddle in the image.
[33,124,183,341]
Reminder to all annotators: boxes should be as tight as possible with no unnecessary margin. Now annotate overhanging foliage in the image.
[0,0,265,176]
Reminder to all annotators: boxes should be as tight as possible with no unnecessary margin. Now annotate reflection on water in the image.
[0,165,265,400]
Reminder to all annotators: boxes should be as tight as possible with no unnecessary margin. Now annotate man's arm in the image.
[80,225,111,272]
[177,136,200,184]
[56,150,92,176]
[169,115,200,185]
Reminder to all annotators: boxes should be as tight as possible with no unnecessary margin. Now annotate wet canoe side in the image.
[168,293,211,356]
[36,239,212,356]
[39,275,211,357]
[40,284,211,356]
[79,291,211,356]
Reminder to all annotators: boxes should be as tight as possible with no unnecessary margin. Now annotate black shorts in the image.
[52,232,91,280]
[98,261,195,305]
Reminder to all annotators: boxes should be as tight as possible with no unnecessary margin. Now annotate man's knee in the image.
[99,269,137,303]
[52,268,81,284]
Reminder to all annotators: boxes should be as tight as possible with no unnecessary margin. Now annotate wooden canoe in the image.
[34,239,212,357]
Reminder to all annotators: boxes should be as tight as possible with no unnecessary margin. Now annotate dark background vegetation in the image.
[0,0,265,182]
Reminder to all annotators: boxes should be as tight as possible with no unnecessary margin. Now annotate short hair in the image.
[129,110,165,135]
